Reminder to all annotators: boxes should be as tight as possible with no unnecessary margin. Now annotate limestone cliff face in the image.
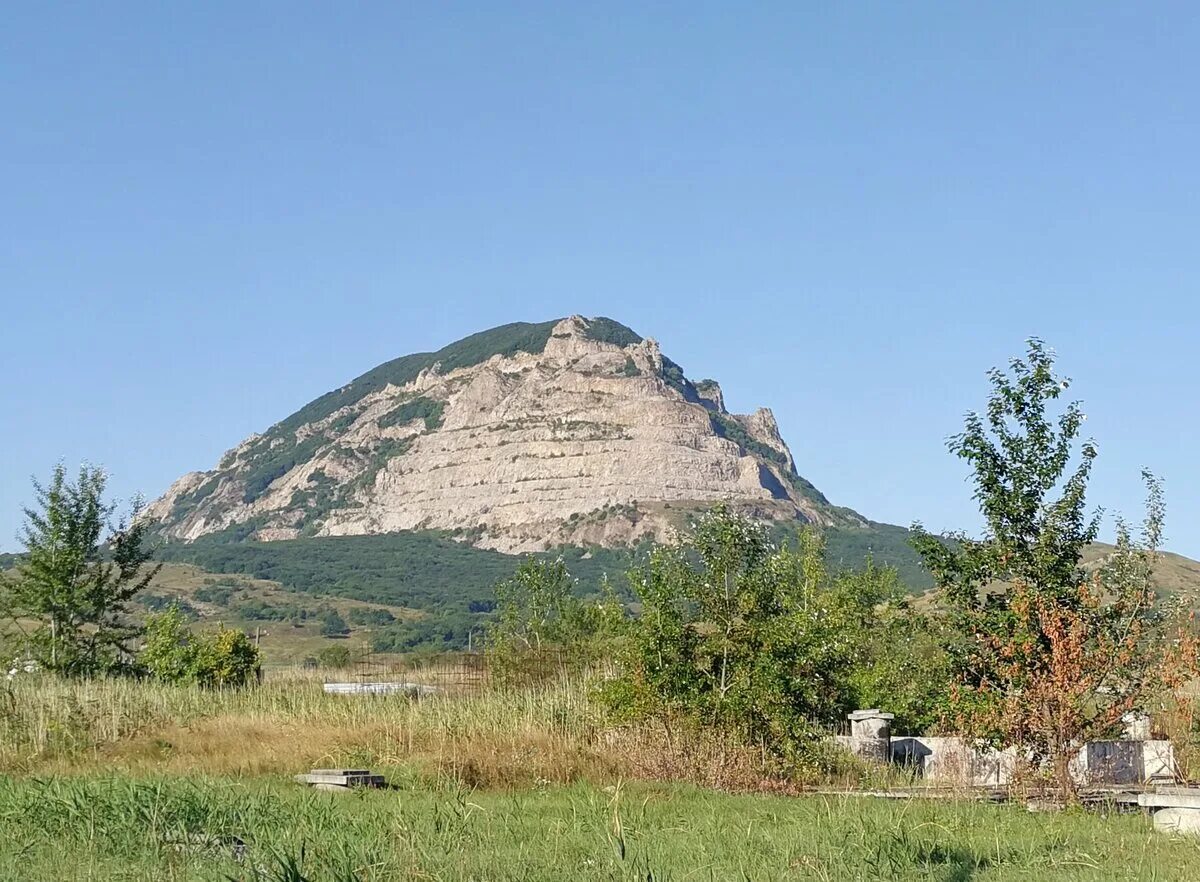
[146,316,860,552]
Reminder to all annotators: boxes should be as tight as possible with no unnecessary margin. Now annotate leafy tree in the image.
[913,340,1098,609]
[1,465,159,676]
[318,608,349,637]
[140,605,261,687]
[139,606,194,682]
[912,341,1198,793]
[840,561,952,734]
[490,558,577,652]
[317,644,353,669]
[608,506,928,767]
[487,557,624,683]
[346,606,395,627]
[190,626,261,687]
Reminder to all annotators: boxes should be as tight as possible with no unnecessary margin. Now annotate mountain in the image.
[147,316,863,553]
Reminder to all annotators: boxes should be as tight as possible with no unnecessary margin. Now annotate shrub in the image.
[192,584,235,605]
[602,506,940,769]
[139,607,261,688]
[346,606,395,627]
[319,609,349,637]
[317,645,353,669]
[377,396,446,431]
[486,559,626,685]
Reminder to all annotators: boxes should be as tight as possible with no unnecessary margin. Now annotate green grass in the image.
[3,673,1199,880]
[0,774,1196,881]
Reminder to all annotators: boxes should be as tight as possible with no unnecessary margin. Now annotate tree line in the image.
[2,340,1195,793]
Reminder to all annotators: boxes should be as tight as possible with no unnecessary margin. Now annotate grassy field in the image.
[2,674,1199,880]
[137,563,420,668]
[3,774,1199,881]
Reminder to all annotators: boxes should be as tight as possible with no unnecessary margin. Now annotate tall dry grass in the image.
[0,669,902,793]
[0,669,620,785]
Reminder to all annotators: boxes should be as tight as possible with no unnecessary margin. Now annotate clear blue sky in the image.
[2,3,1198,557]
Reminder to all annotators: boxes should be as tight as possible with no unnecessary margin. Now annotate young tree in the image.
[318,607,349,637]
[487,557,626,683]
[611,506,926,768]
[2,464,159,676]
[140,605,262,687]
[913,341,1198,793]
[489,557,578,653]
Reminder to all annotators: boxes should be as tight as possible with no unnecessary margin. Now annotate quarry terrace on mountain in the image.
[147,316,863,553]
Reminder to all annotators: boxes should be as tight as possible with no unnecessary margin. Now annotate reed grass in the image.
[0,670,610,784]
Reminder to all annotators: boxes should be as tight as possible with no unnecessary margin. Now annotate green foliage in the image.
[316,644,353,669]
[619,356,640,377]
[137,607,194,683]
[138,593,199,619]
[839,562,952,733]
[156,521,947,652]
[241,433,330,504]
[912,338,1099,611]
[369,613,480,653]
[156,531,641,652]
[319,608,349,637]
[490,558,576,653]
[346,606,395,627]
[605,506,944,766]
[488,558,625,683]
[270,320,563,438]
[234,599,311,623]
[350,438,414,497]
[911,340,1099,719]
[177,476,221,508]
[1,465,159,676]
[910,340,1196,785]
[377,396,446,431]
[194,584,236,605]
[708,412,831,505]
[139,606,261,687]
[818,523,937,590]
[659,355,695,399]
[192,628,262,688]
[581,316,643,347]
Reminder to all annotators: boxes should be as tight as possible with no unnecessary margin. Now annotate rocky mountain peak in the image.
[146,316,859,552]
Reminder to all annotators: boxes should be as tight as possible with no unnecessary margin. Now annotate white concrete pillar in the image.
[848,709,894,763]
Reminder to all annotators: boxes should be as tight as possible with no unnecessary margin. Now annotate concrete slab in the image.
[323,682,439,696]
[295,771,386,789]
[1139,790,1200,810]
[1151,807,1200,836]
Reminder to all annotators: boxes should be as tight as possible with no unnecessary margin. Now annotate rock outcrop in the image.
[147,316,860,552]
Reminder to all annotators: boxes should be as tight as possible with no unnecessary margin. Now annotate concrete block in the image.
[1139,790,1200,810]
[295,770,385,789]
[1143,741,1176,782]
[1151,807,1200,836]
[847,710,893,763]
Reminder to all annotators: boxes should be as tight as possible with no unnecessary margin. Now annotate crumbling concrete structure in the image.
[836,709,1177,787]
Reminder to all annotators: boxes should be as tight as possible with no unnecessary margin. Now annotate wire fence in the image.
[298,647,587,693]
